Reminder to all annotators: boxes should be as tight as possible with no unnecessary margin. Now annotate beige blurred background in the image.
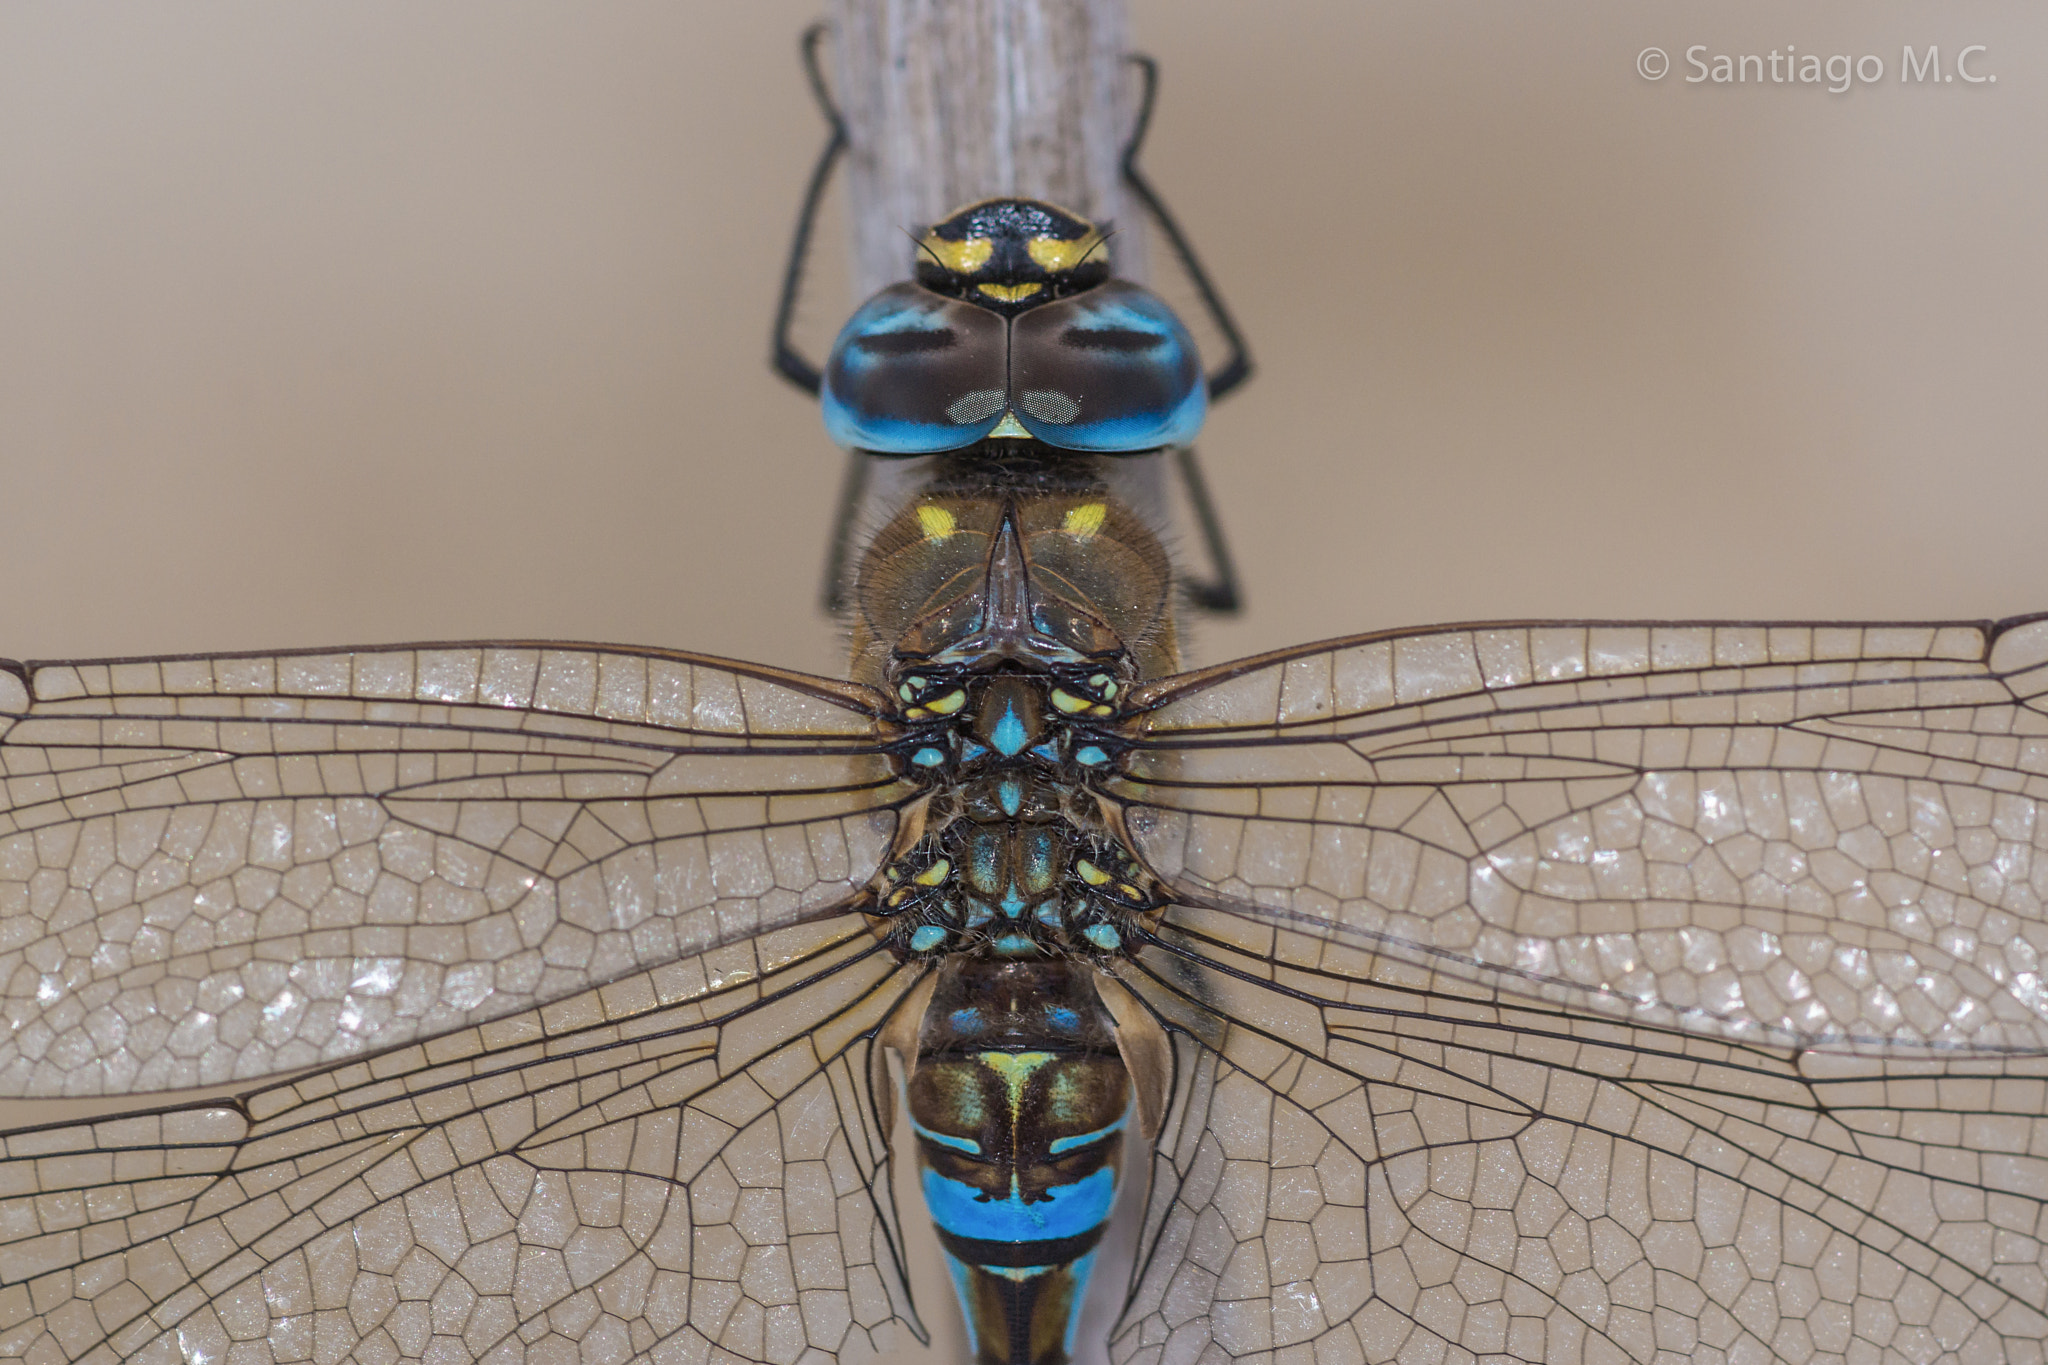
[0,5,2043,1357]
[4,2,2043,680]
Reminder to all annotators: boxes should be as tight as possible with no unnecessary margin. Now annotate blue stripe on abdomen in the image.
[921,1165,1116,1245]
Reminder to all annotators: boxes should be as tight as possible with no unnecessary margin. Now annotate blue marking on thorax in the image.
[920,1166,1118,1244]
[1075,745,1108,768]
[1021,831,1056,887]
[1043,1006,1081,1034]
[913,746,946,768]
[960,740,989,761]
[990,700,1029,756]
[968,837,1000,892]
[948,1007,983,1034]
[1029,741,1060,761]
[998,778,1023,816]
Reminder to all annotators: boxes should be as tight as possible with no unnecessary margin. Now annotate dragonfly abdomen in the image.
[904,958,1133,1365]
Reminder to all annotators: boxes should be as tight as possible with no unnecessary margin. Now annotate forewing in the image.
[1102,615,2048,1360]
[0,645,910,1096]
[0,919,932,1365]
[1120,615,2048,1052]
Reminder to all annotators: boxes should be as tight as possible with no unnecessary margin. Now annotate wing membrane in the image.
[0,645,913,1097]
[0,917,928,1365]
[1109,934,2048,1361]
[1117,616,2048,1052]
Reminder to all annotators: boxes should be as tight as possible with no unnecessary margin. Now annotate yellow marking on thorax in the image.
[1061,502,1107,538]
[917,505,957,541]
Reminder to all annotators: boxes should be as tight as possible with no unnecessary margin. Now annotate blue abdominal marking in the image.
[921,1166,1118,1245]
[909,1117,983,1156]
[1049,1103,1129,1155]
[998,777,1023,815]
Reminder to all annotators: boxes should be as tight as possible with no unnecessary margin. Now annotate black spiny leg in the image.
[1174,446,1242,613]
[1122,54,1252,400]
[770,22,846,395]
[818,451,870,615]
[1124,55,1250,614]
[768,25,869,615]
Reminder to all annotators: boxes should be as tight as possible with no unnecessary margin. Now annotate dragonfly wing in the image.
[0,645,911,1097]
[1103,615,2048,1360]
[1108,942,2048,1361]
[1119,615,2048,1052]
[0,920,931,1365]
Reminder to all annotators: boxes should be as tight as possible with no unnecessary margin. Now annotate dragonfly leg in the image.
[1121,55,1253,402]
[770,22,847,395]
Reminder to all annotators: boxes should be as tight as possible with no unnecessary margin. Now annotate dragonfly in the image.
[6,37,2048,1365]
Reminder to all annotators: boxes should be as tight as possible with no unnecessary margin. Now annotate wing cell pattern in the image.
[1111,939,2048,1364]
[0,920,927,1365]
[0,648,908,1097]
[1099,617,2048,1363]
[8,621,2048,1364]
[1123,618,2048,1052]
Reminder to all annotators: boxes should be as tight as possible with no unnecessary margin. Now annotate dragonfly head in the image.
[914,198,1111,314]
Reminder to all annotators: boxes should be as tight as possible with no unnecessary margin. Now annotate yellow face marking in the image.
[1061,502,1107,539]
[1026,230,1104,273]
[916,505,956,541]
[988,412,1031,439]
[923,235,993,274]
[977,282,1043,302]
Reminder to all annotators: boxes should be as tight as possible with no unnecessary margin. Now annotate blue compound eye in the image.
[1007,281,1206,451]
[821,283,1008,453]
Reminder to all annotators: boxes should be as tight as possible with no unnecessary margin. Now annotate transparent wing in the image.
[0,644,912,1097]
[1103,615,2048,1361]
[0,919,931,1365]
